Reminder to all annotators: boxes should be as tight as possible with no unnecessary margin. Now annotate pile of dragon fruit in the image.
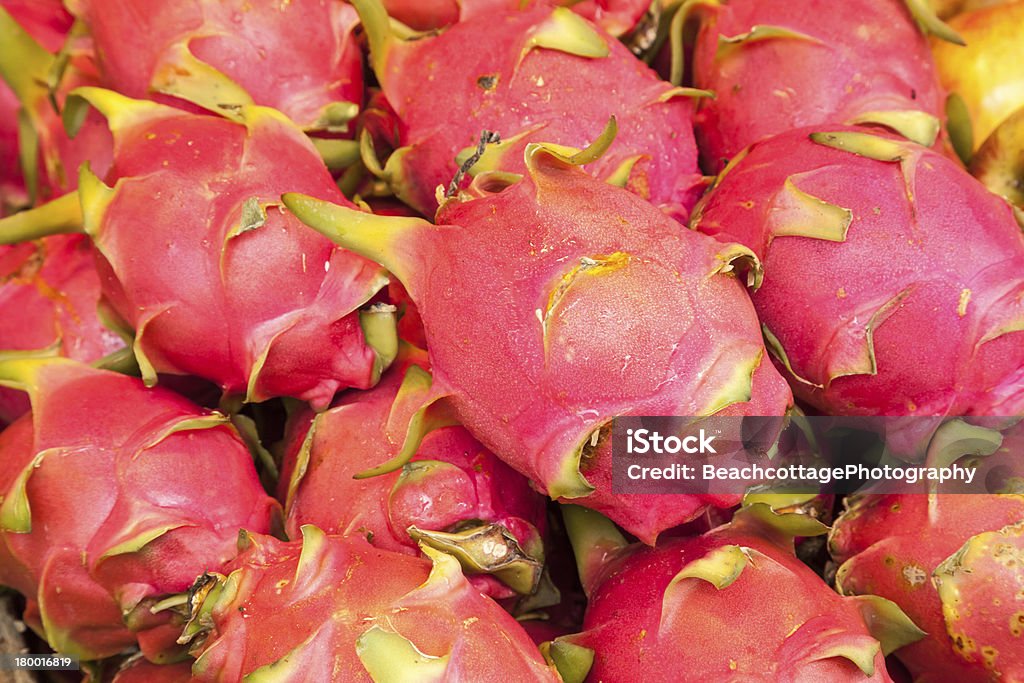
[0,0,1022,680]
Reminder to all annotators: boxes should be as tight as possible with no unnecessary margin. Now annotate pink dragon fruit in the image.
[0,79,21,214]
[378,0,651,36]
[354,0,705,221]
[388,279,427,348]
[0,0,56,213]
[65,0,363,135]
[179,526,560,681]
[0,234,124,424]
[357,197,429,346]
[543,0,652,37]
[830,492,1024,681]
[690,0,952,172]
[1,88,397,408]
[0,1,113,205]
[0,357,279,661]
[691,126,1024,424]
[278,344,549,598]
[109,658,194,683]
[554,503,924,682]
[0,0,70,51]
[284,138,793,544]
[378,0,461,29]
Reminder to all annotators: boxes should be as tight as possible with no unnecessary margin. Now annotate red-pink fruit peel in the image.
[559,503,924,681]
[381,0,650,36]
[65,88,396,407]
[692,126,1024,422]
[0,357,279,660]
[111,658,194,683]
[355,0,705,220]
[278,344,548,595]
[691,0,951,173]
[65,0,363,133]
[0,235,125,423]
[181,526,559,681]
[284,140,793,544]
[830,492,1024,681]
[0,3,113,204]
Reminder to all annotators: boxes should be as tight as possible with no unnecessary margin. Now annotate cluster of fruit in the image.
[0,0,1021,681]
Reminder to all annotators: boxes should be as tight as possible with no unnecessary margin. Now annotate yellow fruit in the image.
[932,0,1024,150]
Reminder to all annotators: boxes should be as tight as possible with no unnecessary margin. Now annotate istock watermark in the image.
[611,416,1022,495]
[625,428,717,454]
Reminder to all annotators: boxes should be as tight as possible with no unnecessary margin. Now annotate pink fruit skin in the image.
[0,235,125,424]
[574,359,788,543]
[0,361,279,660]
[67,0,363,131]
[85,96,388,407]
[381,0,650,35]
[693,0,947,173]
[0,0,113,205]
[287,146,793,544]
[111,660,194,683]
[277,347,546,567]
[379,0,460,29]
[692,125,1024,420]
[0,0,61,213]
[541,0,651,37]
[830,493,1024,681]
[186,529,558,681]
[387,280,428,348]
[372,4,704,220]
[361,199,429,348]
[573,520,894,681]
[0,80,23,214]
[430,157,790,542]
[0,1,71,52]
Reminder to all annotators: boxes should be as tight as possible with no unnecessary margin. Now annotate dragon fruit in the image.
[284,138,793,544]
[0,357,279,661]
[0,79,21,214]
[0,10,120,425]
[547,0,652,37]
[691,126,1024,424]
[179,526,559,681]
[357,197,429,346]
[278,344,549,598]
[0,88,397,408]
[378,0,651,36]
[0,0,70,51]
[689,0,952,173]
[109,658,194,683]
[0,0,68,211]
[830,492,1024,681]
[0,2,113,205]
[0,234,124,424]
[554,503,923,682]
[65,0,363,135]
[354,0,704,221]
[377,0,461,29]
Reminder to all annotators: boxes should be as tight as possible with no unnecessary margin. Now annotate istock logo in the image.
[625,428,717,454]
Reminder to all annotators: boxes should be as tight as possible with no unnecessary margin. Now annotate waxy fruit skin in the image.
[182,527,559,681]
[0,359,279,661]
[831,492,1024,681]
[75,89,393,408]
[285,143,793,545]
[692,126,1024,422]
[693,0,947,173]
[359,0,705,221]
[66,0,364,132]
